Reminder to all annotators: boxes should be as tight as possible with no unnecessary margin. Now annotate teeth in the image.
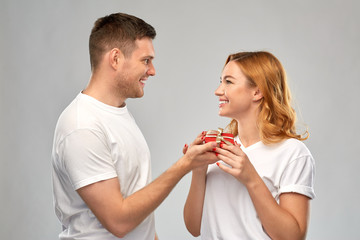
[140,80,146,83]
[219,101,228,104]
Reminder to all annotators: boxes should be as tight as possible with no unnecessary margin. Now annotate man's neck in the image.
[83,75,126,108]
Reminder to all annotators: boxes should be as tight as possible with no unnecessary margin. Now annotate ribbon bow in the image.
[206,128,234,146]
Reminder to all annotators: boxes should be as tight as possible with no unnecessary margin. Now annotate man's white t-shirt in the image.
[52,93,155,240]
[200,137,315,239]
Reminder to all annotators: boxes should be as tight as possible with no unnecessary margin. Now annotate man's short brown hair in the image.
[89,12,156,71]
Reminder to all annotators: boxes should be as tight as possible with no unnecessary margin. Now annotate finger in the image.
[203,151,220,164]
[201,141,218,152]
[219,142,243,156]
[214,145,238,162]
[216,151,237,168]
[185,141,217,158]
[182,143,188,154]
[191,131,207,146]
[199,131,207,137]
[216,161,236,175]
[190,141,218,159]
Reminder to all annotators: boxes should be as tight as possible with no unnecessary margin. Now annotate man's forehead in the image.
[133,38,155,57]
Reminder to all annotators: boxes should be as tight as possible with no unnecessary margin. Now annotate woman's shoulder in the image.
[273,138,312,158]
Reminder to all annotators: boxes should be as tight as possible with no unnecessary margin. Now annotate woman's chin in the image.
[218,110,227,117]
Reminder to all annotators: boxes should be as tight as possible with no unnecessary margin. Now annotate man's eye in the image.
[144,59,149,64]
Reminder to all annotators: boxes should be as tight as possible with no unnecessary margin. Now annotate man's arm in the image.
[77,140,218,238]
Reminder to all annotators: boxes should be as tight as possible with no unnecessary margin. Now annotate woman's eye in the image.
[220,79,232,84]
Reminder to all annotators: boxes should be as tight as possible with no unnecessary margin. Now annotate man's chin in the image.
[131,91,145,99]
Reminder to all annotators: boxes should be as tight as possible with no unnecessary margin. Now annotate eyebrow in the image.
[142,55,155,60]
[221,75,236,80]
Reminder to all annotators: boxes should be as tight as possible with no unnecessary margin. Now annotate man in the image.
[51,12,217,240]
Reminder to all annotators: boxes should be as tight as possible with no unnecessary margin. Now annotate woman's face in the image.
[215,61,258,119]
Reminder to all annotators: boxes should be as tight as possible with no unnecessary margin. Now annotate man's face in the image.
[116,37,155,99]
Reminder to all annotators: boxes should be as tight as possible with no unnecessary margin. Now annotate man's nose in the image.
[147,62,155,76]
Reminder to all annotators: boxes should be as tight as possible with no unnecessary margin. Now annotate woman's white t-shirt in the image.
[200,137,315,239]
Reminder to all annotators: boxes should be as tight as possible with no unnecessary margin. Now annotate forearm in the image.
[78,140,218,238]
[183,168,207,236]
[246,177,307,240]
[118,157,191,233]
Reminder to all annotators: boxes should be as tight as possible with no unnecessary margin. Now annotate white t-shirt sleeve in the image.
[61,129,117,190]
[279,155,316,199]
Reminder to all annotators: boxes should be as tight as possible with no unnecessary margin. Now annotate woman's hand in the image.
[182,131,208,154]
[214,142,258,186]
[181,132,218,172]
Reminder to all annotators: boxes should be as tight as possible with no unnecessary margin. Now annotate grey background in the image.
[1,0,359,239]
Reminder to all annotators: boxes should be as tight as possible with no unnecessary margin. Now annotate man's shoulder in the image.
[55,94,102,137]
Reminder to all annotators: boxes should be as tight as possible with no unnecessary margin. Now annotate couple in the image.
[51,12,315,240]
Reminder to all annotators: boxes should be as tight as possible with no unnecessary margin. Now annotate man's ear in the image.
[253,88,263,101]
[108,48,124,70]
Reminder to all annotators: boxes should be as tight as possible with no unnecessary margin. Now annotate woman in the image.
[183,51,315,239]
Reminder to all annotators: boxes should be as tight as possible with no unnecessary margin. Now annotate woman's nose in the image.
[215,84,224,96]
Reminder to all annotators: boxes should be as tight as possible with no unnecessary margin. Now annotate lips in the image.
[139,78,147,86]
[219,99,229,107]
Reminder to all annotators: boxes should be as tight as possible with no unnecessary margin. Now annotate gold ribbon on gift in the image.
[206,128,234,146]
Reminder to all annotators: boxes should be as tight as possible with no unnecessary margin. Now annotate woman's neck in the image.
[236,114,261,148]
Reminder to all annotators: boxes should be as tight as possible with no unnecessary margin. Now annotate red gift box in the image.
[204,128,234,146]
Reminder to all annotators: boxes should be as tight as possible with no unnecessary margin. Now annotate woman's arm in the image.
[215,144,310,240]
[245,175,309,240]
[183,167,208,237]
[183,133,213,237]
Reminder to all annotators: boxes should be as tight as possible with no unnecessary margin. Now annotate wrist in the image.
[244,174,263,191]
[192,166,208,175]
[174,155,192,176]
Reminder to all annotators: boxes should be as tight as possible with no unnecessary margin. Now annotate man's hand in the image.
[181,132,218,172]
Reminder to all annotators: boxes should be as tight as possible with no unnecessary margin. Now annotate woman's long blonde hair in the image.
[225,51,308,144]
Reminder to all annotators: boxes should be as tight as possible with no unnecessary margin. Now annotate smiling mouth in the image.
[219,100,229,107]
[139,79,147,86]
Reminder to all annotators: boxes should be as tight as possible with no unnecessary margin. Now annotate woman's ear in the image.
[253,88,263,101]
